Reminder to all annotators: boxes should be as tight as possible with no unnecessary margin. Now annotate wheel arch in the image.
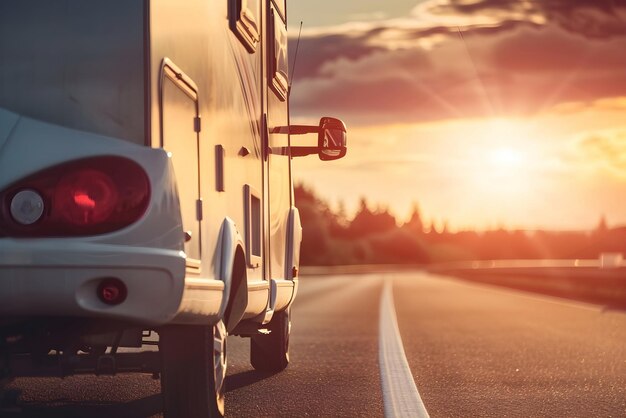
[216,217,248,332]
[285,206,303,280]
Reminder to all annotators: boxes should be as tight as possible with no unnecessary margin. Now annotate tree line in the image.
[294,184,626,266]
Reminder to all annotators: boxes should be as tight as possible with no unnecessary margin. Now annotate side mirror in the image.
[273,117,348,161]
[318,117,347,161]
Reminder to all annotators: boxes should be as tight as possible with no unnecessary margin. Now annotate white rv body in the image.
[0,1,348,416]
[0,0,303,327]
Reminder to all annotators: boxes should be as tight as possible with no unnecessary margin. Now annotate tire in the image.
[250,308,290,372]
[160,321,227,418]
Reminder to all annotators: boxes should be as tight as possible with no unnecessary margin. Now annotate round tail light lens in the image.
[54,169,119,226]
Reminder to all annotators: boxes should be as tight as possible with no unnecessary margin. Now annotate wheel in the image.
[160,321,227,418]
[250,308,291,372]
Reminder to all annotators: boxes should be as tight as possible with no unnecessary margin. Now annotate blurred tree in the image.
[595,215,608,235]
[404,202,424,234]
[294,184,330,265]
[294,183,626,266]
[348,198,397,238]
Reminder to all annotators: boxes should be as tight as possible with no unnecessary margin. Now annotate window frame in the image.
[271,0,286,21]
[269,6,288,101]
[230,0,260,53]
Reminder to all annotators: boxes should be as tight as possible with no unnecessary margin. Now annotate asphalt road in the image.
[2,272,626,417]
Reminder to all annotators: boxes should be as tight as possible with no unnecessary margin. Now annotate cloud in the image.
[290,32,384,80]
[348,11,388,22]
[289,2,626,125]
[578,129,626,177]
[412,0,547,27]
[416,0,626,38]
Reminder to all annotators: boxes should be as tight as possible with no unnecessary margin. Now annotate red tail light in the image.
[55,169,119,226]
[0,157,150,237]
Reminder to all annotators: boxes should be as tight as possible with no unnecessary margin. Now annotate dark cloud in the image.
[289,33,383,80]
[292,20,626,124]
[290,20,537,80]
[426,0,626,38]
[289,5,626,125]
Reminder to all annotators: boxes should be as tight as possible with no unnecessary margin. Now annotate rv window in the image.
[230,0,260,53]
[269,8,289,101]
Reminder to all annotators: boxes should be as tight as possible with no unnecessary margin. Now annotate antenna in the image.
[288,21,303,98]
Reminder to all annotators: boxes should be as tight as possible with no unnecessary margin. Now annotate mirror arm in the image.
[290,146,318,157]
[271,125,320,135]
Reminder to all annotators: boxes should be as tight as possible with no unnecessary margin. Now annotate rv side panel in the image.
[149,0,268,315]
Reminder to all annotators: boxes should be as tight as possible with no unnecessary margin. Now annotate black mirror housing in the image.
[318,117,347,161]
[273,117,347,160]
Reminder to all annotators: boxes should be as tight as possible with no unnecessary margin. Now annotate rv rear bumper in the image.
[0,239,222,326]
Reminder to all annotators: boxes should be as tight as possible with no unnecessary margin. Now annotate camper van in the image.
[0,0,347,416]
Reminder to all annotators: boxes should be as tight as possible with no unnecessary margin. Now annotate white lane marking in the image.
[379,279,430,418]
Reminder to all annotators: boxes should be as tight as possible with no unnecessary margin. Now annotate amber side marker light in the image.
[97,278,128,306]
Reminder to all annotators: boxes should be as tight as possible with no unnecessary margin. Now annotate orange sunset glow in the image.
[288,0,626,231]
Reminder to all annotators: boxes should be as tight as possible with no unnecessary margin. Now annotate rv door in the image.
[160,60,202,263]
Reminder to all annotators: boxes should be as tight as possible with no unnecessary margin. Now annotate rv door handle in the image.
[184,231,192,242]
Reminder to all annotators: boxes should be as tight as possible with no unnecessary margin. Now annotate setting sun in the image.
[481,119,532,170]
[488,147,526,168]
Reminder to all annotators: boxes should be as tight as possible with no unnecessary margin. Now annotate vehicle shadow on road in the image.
[226,370,279,393]
[0,389,163,418]
[1,370,282,416]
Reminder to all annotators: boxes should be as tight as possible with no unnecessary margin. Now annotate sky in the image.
[286,0,626,231]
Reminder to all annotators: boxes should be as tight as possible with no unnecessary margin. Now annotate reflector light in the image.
[97,278,127,305]
[10,189,45,225]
